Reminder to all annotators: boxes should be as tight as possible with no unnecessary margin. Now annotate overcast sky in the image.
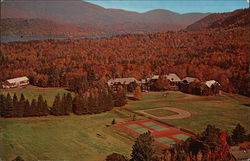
[86,0,249,14]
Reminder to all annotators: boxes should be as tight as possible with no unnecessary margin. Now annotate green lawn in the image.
[136,92,185,101]
[0,91,249,161]
[0,86,71,106]
[127,92,250,133]
[0,110,135,161]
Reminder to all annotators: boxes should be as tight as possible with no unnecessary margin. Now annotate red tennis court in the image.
[117,119,193,148]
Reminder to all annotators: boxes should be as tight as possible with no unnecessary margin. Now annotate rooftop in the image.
[6,76,29,84]
[205,80,220,88]
[107,77,139,85]
[164,73,181,82]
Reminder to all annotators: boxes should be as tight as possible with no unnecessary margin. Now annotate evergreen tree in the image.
[82,94,89,114]
[23,100,30,117]
[97,89,105,112]
[111,118,116,125]
[37,94,44,116]
[131,131,156,161]
[107,89,114,110]
[113,87,127,107]
[73,96,81,114]
[43,100,49,116]
[12,93,19,117]
[231,123,247,144]
[103,88,114,111]
[88,92,98,113]
[61,94,67,115]
[30,99,37,116]
[65,93,73,114]
[17,94,26,117]
[201,124,220,151]
[0,94,5,117]
[51,94,61,116]
[4,93,13,118]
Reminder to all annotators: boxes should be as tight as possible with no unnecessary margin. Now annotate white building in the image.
[2,76,29,89]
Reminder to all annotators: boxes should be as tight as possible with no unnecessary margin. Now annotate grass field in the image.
[0,90,249,160]
[0,110,138,161]
[0,85,70,106]
[130,92,185,102]
[145,109,178,117]
[126,91,250,133]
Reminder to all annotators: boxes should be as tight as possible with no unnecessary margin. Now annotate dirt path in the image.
[136,107,191,120]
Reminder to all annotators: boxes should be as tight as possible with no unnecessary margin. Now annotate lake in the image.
[0,34,113,43]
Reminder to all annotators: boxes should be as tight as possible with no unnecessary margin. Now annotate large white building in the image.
[2,76,29,89]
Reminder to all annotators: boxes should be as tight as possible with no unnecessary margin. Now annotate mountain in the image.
[1,0,210,35]
[185,9,248,31]
[0,18,102,36]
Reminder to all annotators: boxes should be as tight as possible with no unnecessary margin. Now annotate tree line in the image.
[0,87,127,118]
[0,93,49,118]
[105,124,250,161]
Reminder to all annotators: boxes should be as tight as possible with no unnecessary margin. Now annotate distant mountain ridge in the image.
[185,9,249,31]
[1,0,210,36]
[0,18,101,36]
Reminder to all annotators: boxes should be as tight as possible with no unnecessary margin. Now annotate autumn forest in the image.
[1,25,249,96]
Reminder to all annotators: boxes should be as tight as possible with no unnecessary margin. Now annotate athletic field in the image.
[118,120,193,148]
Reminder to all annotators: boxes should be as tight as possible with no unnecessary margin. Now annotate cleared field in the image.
[0,85,70,106]
[138,92,185,101]
[144,109,177,117]
[126,91,250,132]
[0,110,137,161]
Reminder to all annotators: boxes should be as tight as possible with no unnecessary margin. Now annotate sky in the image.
[85,0,249,14]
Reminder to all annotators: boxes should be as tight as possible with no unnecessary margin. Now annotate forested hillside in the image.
[186,9,248,30]
[0,18,100,36]
[1,24,248,95]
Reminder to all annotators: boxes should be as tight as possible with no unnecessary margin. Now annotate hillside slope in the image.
[186,9,248,30]
[0,18,101,36]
